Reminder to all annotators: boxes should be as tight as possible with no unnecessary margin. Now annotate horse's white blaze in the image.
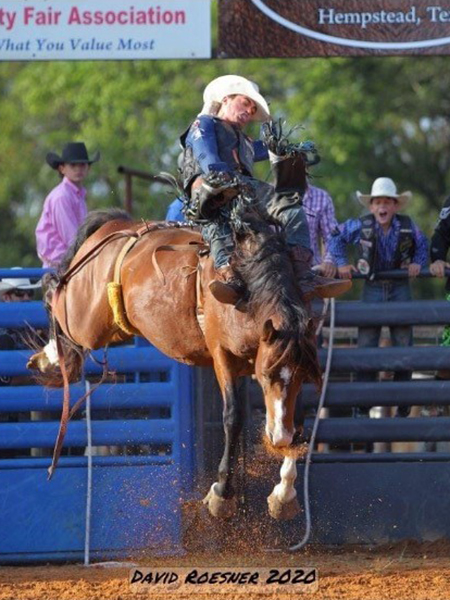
[44,339,59,366]
[272,456,298,503]
[271,397,293,447]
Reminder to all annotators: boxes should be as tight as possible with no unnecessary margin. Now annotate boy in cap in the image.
[36,142,100,268]
[180,74,350,306]
[329,177,428,417]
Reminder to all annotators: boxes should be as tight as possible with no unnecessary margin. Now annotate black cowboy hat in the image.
[46,142,100,170]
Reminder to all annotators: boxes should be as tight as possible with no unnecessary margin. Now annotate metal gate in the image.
[0,269,195,563]
[244,298,450,545]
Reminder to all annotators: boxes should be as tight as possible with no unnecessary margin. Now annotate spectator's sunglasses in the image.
[11,289,34,298]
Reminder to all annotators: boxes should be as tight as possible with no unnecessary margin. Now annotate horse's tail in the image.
[27,313,86,388]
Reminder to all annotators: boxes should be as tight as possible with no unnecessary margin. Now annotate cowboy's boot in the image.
[209,265,246,305]
[289,246,352,301]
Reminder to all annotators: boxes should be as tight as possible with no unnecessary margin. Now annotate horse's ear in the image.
[262,319,277,342]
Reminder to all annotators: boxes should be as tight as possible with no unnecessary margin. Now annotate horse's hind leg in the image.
[267,456,301,520]
[203,354,244,519]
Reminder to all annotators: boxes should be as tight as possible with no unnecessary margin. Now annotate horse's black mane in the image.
[236,224,306,328]
[235,221,321,385]
[58,208,132,275]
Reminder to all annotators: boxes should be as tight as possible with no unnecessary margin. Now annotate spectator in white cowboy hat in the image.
[0,268,41,308]
[35,142,100,269]
[329,176,428,419]
[0,268,47,457]
[179,74,350,306]
[0,268,41,380]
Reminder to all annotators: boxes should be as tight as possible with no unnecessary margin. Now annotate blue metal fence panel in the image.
[304,417,450,444]
[0,301,48,328]
[0,419,175,448]
[0,382,177,412]
[0,345,176,376]
[0,267,195,561]
[0,351,195,561]
[248,462,450,546]
[0,463,183,561]
[330,299,450,326]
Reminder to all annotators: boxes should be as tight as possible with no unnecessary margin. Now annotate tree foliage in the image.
[1,54,450,278]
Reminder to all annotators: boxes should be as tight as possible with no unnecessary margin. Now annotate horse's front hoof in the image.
[203,483,237,519]
[267,491,300,520]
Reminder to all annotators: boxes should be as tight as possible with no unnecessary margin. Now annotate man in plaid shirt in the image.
[303,184,339,277]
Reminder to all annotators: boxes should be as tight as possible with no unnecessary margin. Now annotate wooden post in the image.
[125,174,133,215]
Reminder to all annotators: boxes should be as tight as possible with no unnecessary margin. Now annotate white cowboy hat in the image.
[0,267,41,298]
[356,177,412,210]
[200,75,270,122]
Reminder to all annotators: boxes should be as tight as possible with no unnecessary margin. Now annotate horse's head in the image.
[234,225,321,450]
[255,318,317,449]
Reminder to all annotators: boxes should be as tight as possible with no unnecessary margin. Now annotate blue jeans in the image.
[357,280,413,384]
[201,177,310,269]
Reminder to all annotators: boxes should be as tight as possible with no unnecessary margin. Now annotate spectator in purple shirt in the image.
[303,184,339,277]
[329,177,428,418]
[35,142,100,268]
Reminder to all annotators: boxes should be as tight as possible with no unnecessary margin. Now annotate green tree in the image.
[1,54,450,295]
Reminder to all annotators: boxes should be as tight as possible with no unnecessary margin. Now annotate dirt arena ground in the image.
[1,540,449,600]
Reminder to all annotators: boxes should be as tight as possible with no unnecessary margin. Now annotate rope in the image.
[315,298,330,337]
[84,379,93,567]
[289,297,335,552]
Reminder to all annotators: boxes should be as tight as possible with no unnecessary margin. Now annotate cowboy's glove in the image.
[200,171,240,204]
[262,120,321,166]
[261,119,289,156]
[190,171,240,220]
[203,170,236,194]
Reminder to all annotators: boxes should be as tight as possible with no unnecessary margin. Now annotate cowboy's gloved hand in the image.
[191,172,240,220]
[262,120,322,165]
[261,119,289,156]
[204,170,237,194]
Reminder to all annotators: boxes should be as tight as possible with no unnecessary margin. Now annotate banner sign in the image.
[0,0,211,61]
[219,0,450,57]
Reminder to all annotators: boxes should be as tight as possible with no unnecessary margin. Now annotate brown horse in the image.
[29,208,321,520]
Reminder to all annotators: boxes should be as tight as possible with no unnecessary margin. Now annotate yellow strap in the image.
[114,235,140,284]
[108,235,141,336]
